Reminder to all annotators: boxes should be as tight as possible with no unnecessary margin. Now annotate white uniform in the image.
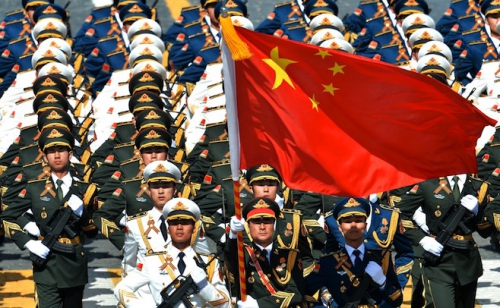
[116,214,229,307]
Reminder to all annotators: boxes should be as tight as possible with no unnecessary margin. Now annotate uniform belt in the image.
[38,235,81,245]
[430,234,473,241]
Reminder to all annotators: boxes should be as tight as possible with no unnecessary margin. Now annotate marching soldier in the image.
[115,197,230,307]
[0,125,97,307]
[306,197,403,308]
[227,197,304,307]
[390,174,491,308]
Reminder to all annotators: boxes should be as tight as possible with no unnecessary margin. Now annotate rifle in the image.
[158,250,222,307]
[423,204,471,265]
[30,206,79,267]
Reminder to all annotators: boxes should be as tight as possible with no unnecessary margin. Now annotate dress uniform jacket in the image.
[0,176,97,288]
[391,176,489,286]
[225,239,304,307]
[163,5,203,46]
[325,201,414,290]
[306,248,403,307]
[255,0,307,35]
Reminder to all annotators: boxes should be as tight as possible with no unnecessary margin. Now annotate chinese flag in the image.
[223,26,495,197]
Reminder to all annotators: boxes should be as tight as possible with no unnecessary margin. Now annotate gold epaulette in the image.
[118,110,132,116]
[127,211,148,221]
[208,92,225,100]
[283,19,302,26]
[209,138,229,145]
[200,43,219,52]
[122,176,143,183]
[206,121,226,128]
[98,34,121,43]
[201,215,215,224]
[302,219,321,227]
[20,124,37,131]
[83,183,97,208]
[281,208,302,215]
[207,81,223,89]
[181,5,201,12]
[366,14,387,23]
[188,32,205,39]
[360,0,380,4]
[116,120,133,127]
[5,18,25,25]
[19,52,35,60]
[23,160,43,168]
[469,40,487,46]
[185,20,202,28]
[114,94,131,101]
[19,143,39,151]
[458,13,477,21]
[324,210,333,218]
[114,141,135,149]
[120,157,141,166]
[380,204,400,212]
[211,159,231,167]
[9,35,29,44]
[6,9,24,16]
[275,1,294,8]
[461,27,481,36]
[287,24,307,31]
[94,16,114,24]
[107,48,127,57]
[27,178,46,184]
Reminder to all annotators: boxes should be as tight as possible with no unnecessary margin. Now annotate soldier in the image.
[227,197,304,307]
[306,197,403,308]
[391,174,491,308]
[0,126,97,307]
[115,197,230,307]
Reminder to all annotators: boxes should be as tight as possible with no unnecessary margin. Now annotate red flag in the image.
[223,27,495,197]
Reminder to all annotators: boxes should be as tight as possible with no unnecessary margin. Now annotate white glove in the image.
[25,240,50,259]
[23,221,40,237]
[461,194,479,215]
[369,193,379,203]
[230,216,244,234]
[419,236,443,256]
[365,261,386,287]
[68,195,84,217]
[191,266,208,290]
[237,295,258,308]
[413,206,429,234]
[119,211,127,227]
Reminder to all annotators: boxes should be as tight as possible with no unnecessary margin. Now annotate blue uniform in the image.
[256,0,307,36]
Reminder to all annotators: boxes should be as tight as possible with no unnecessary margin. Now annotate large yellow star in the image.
[315,50,331,60]
[328,63,345,76]
[263,47,297,90]
[323,83,339,96]
[309,94,320,111]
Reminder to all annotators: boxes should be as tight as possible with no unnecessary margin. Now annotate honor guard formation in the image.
[1,0,500,307]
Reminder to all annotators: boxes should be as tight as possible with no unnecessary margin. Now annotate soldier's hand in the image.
[229,216,245,235]
[461,194,478,215]
[365,261,386,287]
[23,222,41,237]
[419,236,443,256]
[191,266,208,290]
[68,195,84,217]
[237,295,258,308]
[25,240,50,259]
[413,206,429,234]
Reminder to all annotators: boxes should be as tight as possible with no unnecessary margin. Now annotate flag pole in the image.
[220,2,252,301]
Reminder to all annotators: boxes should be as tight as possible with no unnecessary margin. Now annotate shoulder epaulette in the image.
[281,208,302,215]
[458,14,477,20]
[19,143,38,151]
[283,19,302,26]
[462,28,481,36]
[113,94,131,101]
[19,53,34,60]
[209,138,229,144]
[185,20,202,28]
[94,16,114,24]
[287,24,307,31]
[6,18,26,26]
[114,141,135,149]
[207,81,223,89]
[9,35,29,44]
[360,0,380,4]
[211,159,231,167]
[181,5,201,12]
[127,211,148,221]
[98,35,121,43]
[123,176,143,183]
[23,160,43,168]
[6,9,24,16]
[275,1,294,8]
[117,121,134,127]
[27,178,46,184]
[490,142,500,147]
[121,157,141,165]
[381,43,400,49]
[469,40,487,46]
[188,32,205,40]
[20,123,37,131]
[366,14,387,23]
[118,110,132,116]
[107,49,127,57]
[379,204,400,212]
[324,210,333,218]
[206,121,226,128]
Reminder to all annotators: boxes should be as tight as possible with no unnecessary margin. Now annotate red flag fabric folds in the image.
[225,27,495,197]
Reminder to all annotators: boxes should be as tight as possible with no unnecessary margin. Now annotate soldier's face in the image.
[338,216,367,244]
[43,146,72,173]
[248,218,275,247]
[251,180,279,200]
[141,146,168,165]
[168,219,195,248]
[486,13,500,36]
[149,182,176,210]
[205,4,219,27]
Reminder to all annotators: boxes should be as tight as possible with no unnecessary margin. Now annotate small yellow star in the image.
[328,63,345,76]
[323,83,339,96]
[263,47,297,90]
[309,94,320,111]
[315,50,331,60]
